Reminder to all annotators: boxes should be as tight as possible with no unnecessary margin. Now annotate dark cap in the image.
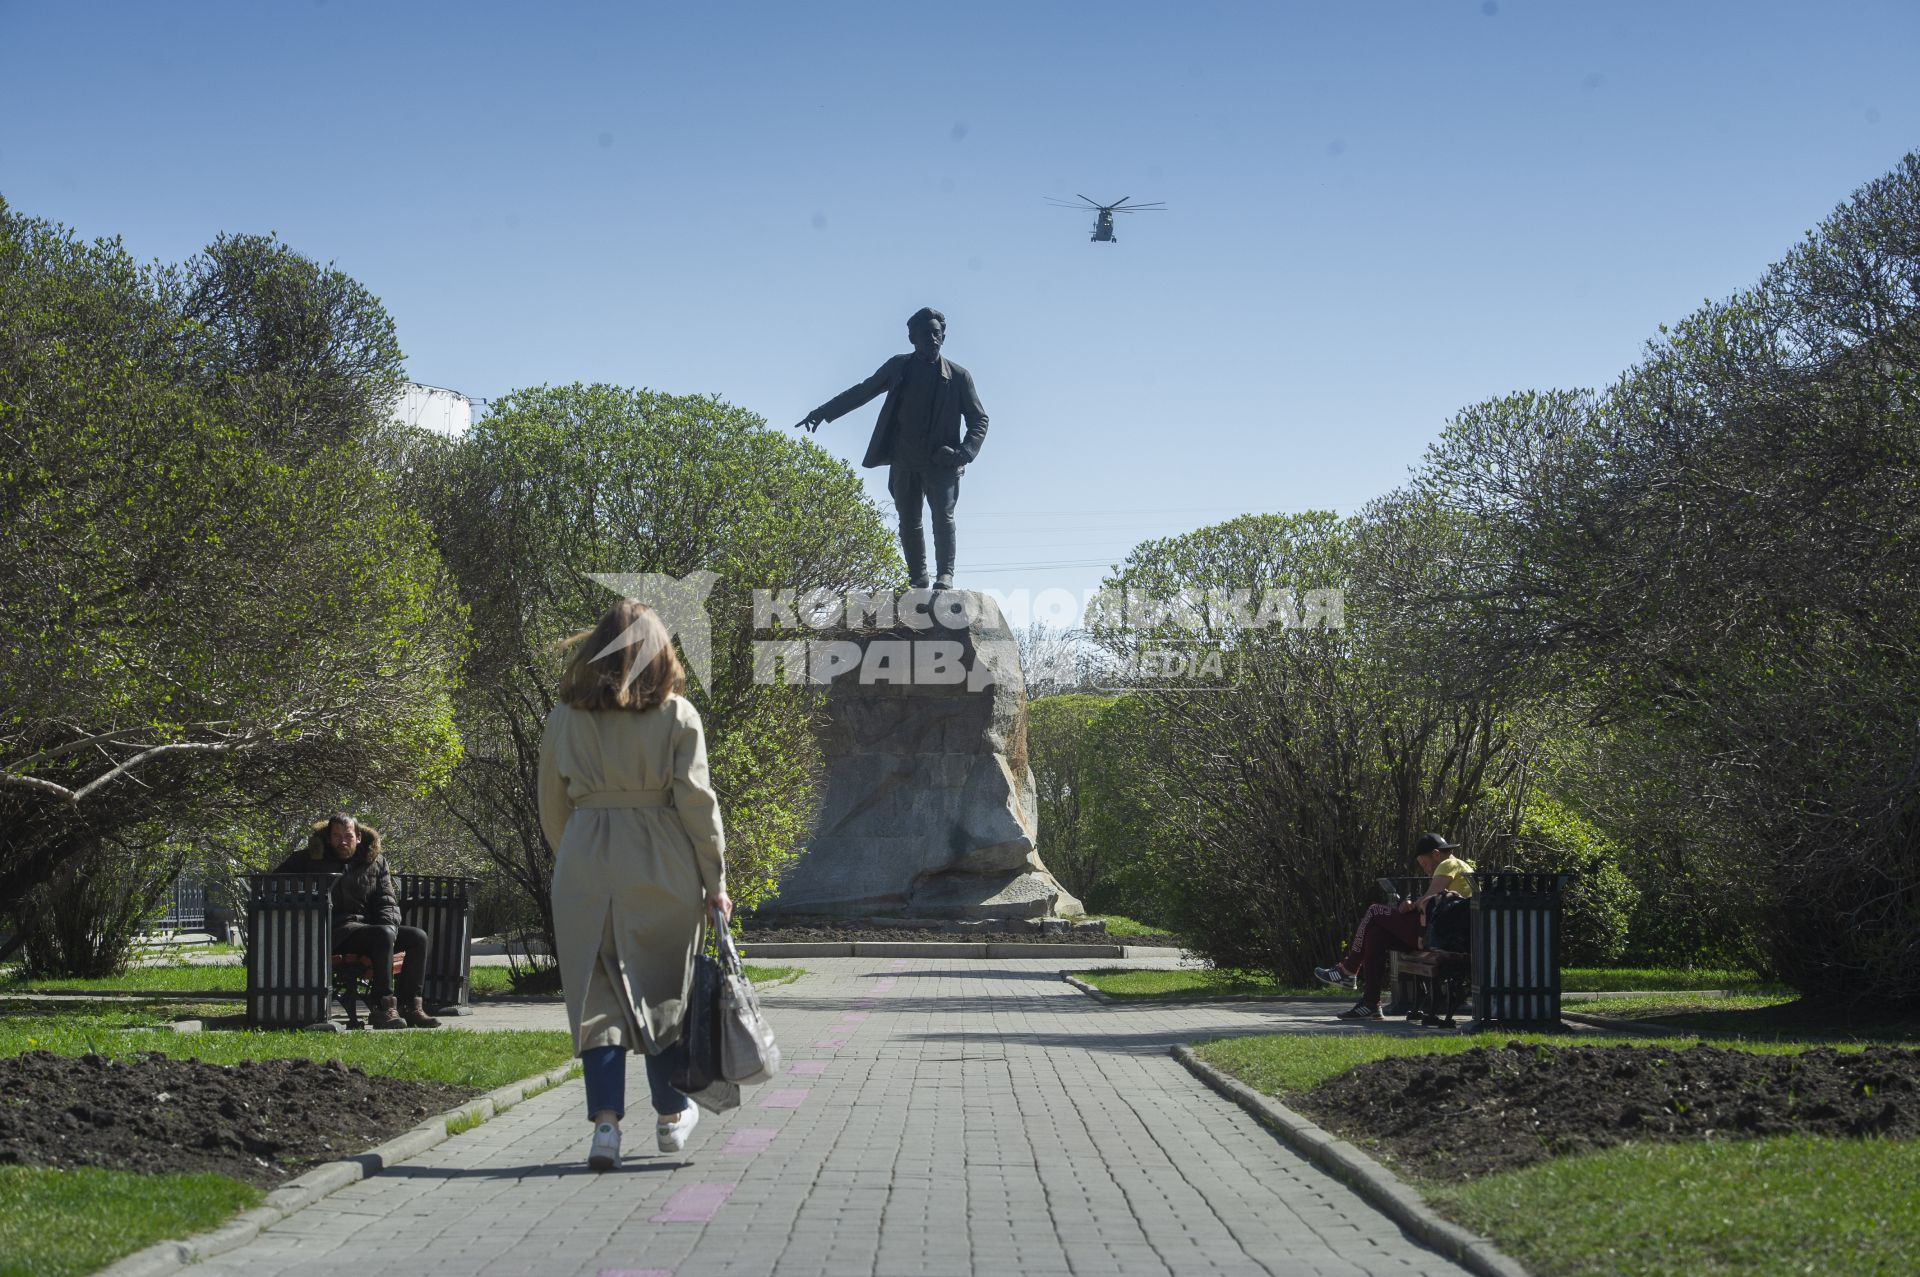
[1413,832,1457,857]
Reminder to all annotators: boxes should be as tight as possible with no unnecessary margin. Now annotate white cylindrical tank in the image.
[391,383,473,437]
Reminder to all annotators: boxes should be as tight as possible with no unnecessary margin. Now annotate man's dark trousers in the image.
[334,922,429,1000]
[889,463,959,581]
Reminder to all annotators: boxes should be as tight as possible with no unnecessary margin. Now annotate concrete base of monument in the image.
[763,587,1085,921]
[763,868,1083,921]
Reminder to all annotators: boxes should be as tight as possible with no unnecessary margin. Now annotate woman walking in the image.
[538,599,731,1171]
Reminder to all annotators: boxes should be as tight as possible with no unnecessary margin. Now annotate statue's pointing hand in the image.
[795,410,826,433]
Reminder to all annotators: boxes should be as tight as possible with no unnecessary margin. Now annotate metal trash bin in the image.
[398,874,479,1016]
[1469,871,1574,1029]
[245,873,338,1030]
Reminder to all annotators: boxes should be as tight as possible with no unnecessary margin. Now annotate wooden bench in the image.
[246,871,477,1028]
[331,950,407,1029]
[1382,871,1575,1029]
[1393,949,1472,1027]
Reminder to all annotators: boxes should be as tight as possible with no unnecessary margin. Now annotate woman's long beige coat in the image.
[538,692,728,1056]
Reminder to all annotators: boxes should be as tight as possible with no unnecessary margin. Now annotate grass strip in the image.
[1570,993,1919,1042]
[5,961,800,999]
[1561,966,1767,992]
[1191,1030,1857,1097]
[0,1012,573,1090]
[1076,965,1771,1003]
[1063,914,1174,939]
[1,963,247,994]
[0,1166,261,1277]
[1430,1135,1920,1277]
[1075,968,1339,1000]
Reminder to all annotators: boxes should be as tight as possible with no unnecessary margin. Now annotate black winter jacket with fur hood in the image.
[271,820,401,938]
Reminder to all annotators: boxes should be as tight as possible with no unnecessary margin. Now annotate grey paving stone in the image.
[190,957,1468,1277]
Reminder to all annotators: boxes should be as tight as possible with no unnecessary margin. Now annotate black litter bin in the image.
[245,873,337,1029]
[398,874,479,1015]
[1469,871,1575,1028]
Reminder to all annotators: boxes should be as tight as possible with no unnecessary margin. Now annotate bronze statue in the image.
[795,307,987,591]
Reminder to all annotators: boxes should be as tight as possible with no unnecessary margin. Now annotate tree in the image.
[1081,510,1540,980]
[1025,693,1116,905]
[412,383,900,946]
[1405,153,1920,1004]
[0,201,466,967]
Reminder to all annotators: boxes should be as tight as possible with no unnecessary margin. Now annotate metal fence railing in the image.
[148,876,207,933]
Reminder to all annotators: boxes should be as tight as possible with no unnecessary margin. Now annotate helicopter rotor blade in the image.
[1113,204,1167,213]
[1112,196,1132,207]
[1075,194,1105,208]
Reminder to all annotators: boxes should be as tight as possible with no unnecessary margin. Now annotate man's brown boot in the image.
[403,997,442,1029]
[368,995,407,1029]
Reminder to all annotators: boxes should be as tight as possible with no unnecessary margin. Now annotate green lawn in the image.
[0,1001,570,1277]
[1561,966,1767,992]
[1432,1136,1920,1277]
[1077,968,1340,1000]
[1074,964,1769,1002]
[1192,1031,1850,1098]
[1,962,247,994]
[1,962,800,999]
[0,1010,574,1090]
[1060,914,1176,939]
[1194,1030,1917,1275]
[1571,992,1920,1042]
[0,1166,261,1277]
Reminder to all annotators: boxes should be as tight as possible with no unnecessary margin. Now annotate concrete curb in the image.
[1171,1045,1532,1277]
[95,1059,582,1277]
[1061,972,1345,1008]
[740,940,1159,959]
[1063,973,1116,1003]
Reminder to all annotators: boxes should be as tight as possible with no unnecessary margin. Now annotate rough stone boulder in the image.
[765,589,1082,919]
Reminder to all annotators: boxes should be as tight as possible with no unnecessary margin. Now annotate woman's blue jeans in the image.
[581,1038,691,1120]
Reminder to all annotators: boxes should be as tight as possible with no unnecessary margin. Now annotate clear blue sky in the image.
[4,1,1916,620]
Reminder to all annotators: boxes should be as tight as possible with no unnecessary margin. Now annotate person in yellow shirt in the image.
[1316,833,1475,1019]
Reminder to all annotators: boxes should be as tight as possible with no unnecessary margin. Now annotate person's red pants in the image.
[1357,908,1423,1008]
[1339,903,1396,971]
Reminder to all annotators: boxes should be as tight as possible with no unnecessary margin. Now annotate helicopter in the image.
[1045,193,1167,243]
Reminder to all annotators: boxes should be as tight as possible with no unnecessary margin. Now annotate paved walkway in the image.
[193,958,1469,1277]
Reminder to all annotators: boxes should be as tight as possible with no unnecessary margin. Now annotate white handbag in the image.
[712,907,781,1085]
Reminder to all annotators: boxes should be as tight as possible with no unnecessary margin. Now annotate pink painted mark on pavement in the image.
[811,1036,848,1049]
[837,1011,870,1023]
[853,997,878,1008]
[789,1060,827,1076]
[886,959,911,971]
[761,1088,810,1109]
[869,977,898,993]
[650,1183,734,1224]
[724,1127,779,1154]
[598,1270,674,1277]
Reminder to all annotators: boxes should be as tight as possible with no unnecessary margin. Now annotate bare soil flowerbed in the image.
[1293,1041,1920,1181]
[0,1051,478,1188]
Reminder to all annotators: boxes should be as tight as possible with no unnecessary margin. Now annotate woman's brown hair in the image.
[553,598,687,712]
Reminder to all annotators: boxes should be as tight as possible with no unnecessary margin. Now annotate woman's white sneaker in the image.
[587,1121,621,1171]
[656,1103,700,1153]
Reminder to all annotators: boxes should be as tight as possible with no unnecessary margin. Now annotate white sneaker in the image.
[656,1103,699,1154]
[587,1121,621,1171]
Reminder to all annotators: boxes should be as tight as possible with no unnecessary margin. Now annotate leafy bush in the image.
[1502,789,1638,966]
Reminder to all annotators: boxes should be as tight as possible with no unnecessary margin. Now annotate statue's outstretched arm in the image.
[795,359,897,432]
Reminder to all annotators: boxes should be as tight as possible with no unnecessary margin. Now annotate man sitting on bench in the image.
[273,812,441,1030]
[1316,832,1474,1021]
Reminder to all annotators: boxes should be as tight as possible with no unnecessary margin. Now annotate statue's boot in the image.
[932,513,956,590]
[900,521,930,588]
